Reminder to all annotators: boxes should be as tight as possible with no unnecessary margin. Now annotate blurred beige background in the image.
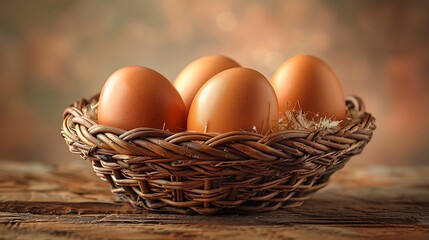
[0,0,428,166]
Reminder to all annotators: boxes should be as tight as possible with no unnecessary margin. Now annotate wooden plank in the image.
[0,160,428,239]
[1,213,428,240]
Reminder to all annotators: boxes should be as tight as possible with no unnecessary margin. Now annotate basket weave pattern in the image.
[61,95,375,215]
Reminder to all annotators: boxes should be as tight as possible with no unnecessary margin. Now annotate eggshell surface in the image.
[271,55,346,121]
[174,55,241,112]
[187,67,279,134]
[98,66,186,132]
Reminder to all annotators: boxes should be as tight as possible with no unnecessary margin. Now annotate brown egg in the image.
[187,67,279,134]
[98,66,186,132]
[271,55,346,121]
[174,55,241,112]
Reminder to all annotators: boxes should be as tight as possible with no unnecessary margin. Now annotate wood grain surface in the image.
[0,160,428,240]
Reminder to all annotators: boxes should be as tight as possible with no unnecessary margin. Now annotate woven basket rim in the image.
[62,94,374,142]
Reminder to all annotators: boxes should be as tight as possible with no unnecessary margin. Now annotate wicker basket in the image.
[61,94,375,215]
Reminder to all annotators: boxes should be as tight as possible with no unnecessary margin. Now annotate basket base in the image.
[103,161,343,215]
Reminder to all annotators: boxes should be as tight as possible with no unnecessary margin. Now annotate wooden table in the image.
[0,160,428,240]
